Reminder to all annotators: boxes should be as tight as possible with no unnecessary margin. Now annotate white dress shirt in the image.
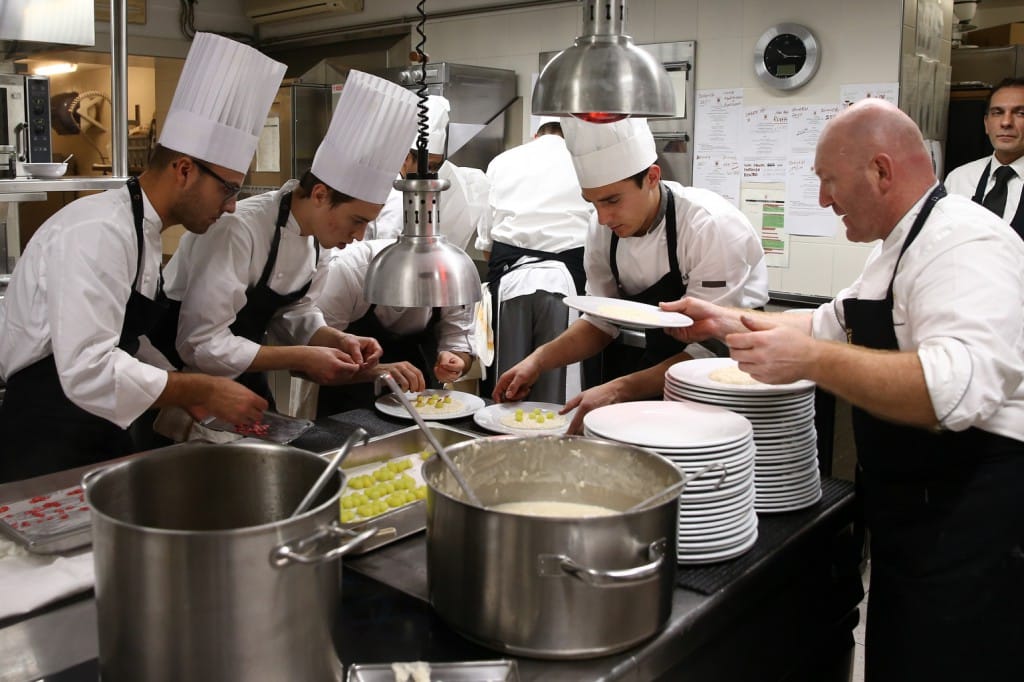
[314,240,474,354]
[812,191,1024,440]
[0,186,168,428]
[584,181,769,344]
[944,153,1024,222]
[162,180,326,378]
[479,134,594,303]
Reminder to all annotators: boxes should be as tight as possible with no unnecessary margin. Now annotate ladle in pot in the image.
[625,462,728,513]
[376,372,483,507]
[291,427,369,517]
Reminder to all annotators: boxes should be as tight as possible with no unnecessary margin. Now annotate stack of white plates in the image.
[664,358,822,514]
[582,401,759,565]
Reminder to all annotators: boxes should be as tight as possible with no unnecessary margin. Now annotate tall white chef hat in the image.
[409,95,450,155]
[561,117,657,189]
[311,70,418,205]
[159,33,286,174]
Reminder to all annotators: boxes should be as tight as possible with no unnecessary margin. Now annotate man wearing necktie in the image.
[946,77,1024,239]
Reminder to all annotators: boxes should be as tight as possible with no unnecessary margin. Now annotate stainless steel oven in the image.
[0,74,52,177]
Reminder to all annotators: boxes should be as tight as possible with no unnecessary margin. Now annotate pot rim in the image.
[85,444,342,537]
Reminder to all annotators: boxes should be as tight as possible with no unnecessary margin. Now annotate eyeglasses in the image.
[986,106,1024,120]
[191,158,243,201]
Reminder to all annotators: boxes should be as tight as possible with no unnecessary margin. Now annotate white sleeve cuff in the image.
[918,338,973,430]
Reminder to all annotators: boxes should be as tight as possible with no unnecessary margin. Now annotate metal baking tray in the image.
[201,410,313,444]
[0,484,92,554]
[330,423,478,554]
[346,659,518,681]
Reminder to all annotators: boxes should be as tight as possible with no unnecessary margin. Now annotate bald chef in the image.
[156,71,419,407]
[0,34,284,482]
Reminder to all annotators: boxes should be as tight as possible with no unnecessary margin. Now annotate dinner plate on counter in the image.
[375,389,485,421]
[473,402,575,436]
[564,295,693,330]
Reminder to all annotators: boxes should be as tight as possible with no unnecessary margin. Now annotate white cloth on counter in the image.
[162,180,326,378]
[0,185,168,428]
[944,153,1024,223]
[314,240,474,355]
[812,190,1024,441]
[0,539,94,620]
[583,181,769,344]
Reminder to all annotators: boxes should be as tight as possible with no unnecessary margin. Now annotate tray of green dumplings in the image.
[327,423,478,554]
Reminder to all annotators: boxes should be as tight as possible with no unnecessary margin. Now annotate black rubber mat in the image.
[675,477,854,595]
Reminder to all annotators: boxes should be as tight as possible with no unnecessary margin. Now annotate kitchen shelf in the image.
[0,177,126,195]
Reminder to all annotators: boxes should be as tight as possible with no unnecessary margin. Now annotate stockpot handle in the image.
[538,538,666,587]
[271,524,377,568]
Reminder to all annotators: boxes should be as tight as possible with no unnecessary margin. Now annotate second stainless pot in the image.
[86,441,372,682]
[424,435,682,659]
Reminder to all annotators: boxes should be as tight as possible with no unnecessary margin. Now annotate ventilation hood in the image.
[0,0,95,60]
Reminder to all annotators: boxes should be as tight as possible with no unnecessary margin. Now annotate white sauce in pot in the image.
[490,500,618,518]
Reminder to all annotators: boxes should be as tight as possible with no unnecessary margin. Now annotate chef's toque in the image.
[534,115,560,133]
[311,70,418,205]
[159,33,286,174]
[409,95,450,155]
[562,117,656,189]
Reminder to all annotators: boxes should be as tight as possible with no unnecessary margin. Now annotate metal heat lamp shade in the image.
[533,0,675,122]
[363,177,481,307]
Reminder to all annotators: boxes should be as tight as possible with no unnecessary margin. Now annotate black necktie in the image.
[983,165,1016,218]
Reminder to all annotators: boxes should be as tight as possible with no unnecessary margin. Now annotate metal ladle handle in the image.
[376,372,483,507]
[291,427,369,517]
[625,462,728,513]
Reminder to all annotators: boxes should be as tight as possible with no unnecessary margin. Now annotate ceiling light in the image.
[532,0,675,121]
[363,1,481,308]
[34,62,78,76]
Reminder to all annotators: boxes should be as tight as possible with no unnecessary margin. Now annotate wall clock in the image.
[754,23,820,91]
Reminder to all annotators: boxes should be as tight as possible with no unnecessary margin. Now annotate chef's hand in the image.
[338,333,383,368]
[725,315,816,384]
[187,376,267,425]
[660,297,744,345]
[561,382,624,435]
[493,357,541,403]
[434,351,469,384]
[299,347,361,385]
[373,362,426,393]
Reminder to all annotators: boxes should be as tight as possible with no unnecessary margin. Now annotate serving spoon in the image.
[376,372,483,507]
[291,427,369,517]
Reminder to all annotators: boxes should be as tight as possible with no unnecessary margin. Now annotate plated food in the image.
[374,389,485,421]
[473,401,575,436]
[498,406,567,430]
[708,365,762,386]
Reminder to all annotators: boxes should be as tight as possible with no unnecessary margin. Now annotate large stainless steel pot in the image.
[85,441,372,682]
[424,435,682,659]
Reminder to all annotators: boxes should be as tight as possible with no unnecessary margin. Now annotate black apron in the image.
[971,160,1024,239]
[0,177,167,482]
[316,305,442,417]
[842,185,1024,681]
[605,187,688,376]
[228,192,318,407]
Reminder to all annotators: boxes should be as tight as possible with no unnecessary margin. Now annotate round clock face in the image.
[754,24,820,91]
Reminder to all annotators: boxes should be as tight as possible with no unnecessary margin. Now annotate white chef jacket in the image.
[583,181,769,343]
[944,153,1024,222]
[478,134,593,303]
[162,180,326,378]
[365,176,404,240]
[314,240,474,354]
[0,186,168,428]
[812,190,1024,440]
[438,161,489,252]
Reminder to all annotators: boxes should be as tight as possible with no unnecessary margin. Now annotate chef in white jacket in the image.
[0,34,283,482]
[478,117,594,403]
[494,117,768,433]
[157,71,418,408]
[367,95,489,251]
[312,239,475,416]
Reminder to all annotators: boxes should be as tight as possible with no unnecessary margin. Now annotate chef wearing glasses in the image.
[0,34,284,482]
[155,71,419,408]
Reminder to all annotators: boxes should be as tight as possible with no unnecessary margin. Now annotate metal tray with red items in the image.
[0,485,92,554]
[200,410,314,444]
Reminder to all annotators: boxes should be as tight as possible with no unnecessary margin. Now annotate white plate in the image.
[666,358,815,394]
[564,295,693,329]
[678,527,759,565]
[473,402,574,436]
[583,400,752,450]
[375,389,485,421]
